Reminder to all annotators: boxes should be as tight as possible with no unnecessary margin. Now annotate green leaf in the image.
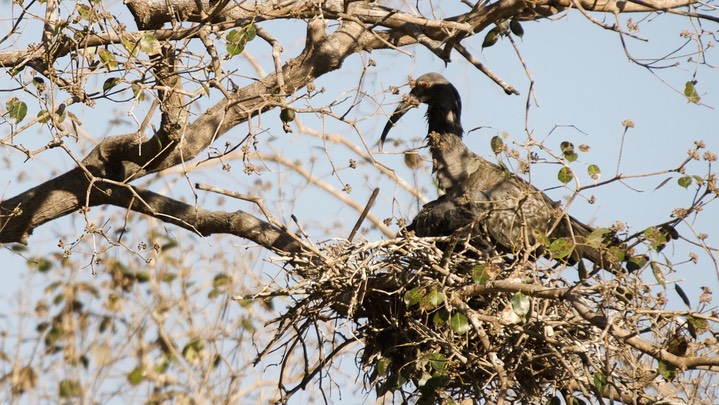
[226,29,242,43]
[131,83,145,101]
[420,289,444,310]
[6,97,27,123]
[226,29,247,57]
[557,167,573,184]
[425,352,447,372]
[77,4,93,20]
[127,365,144,386]
[280,108,296,123]
[677,175,692,188]
[509,20,524,38]
[58,379,82,398]
[471,264,490,285]
[403,287,423,307]
[482,26,501,48]
[675,284,691,308]
[560,141,574,155]
[587,164,601,180]
[686,315,708,336]
[490,135,504,154]
[213,273,232,288]
[593,372,607,394]
[684,80,701,104]
[511,292,530,317]
[658,360,676,380]
[244,23,256,41]
[103,77,121,93]
[29,257,53,273]
[626,255,648,272]
[548,238,573,259]
[644,226,668,251]
[586,228,612,249]
[376,358,390,376]
[226,41,245,57]
[182,339,204,363]
[134,272,150,283]
[97,48,118,69]
[564,152,578,162]
[651,261,666,287]
[450,312,470,334]
[432,308,449,327]
[139,33,161,55]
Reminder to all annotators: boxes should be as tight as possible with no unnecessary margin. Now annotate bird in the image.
[380,72,620,273]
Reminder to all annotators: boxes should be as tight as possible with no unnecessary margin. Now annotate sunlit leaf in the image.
[425,352,447,372]
[97,48,118,70]
[227,41,245,57]
[244,22,256,41]
[677,176,692,188]
[127,365,144,386]
[6,97,27,123]
[58,379,82,398]
[450,312,470,334]
[593,372,607,395]
[644,226,667,251]
[511,292,530,317]
[404,287,423,306]
[131,83,145,101]
[549,238,573,259]
[471,265,490,285]
[420,289,444,310]
[684,80,701,104]
[557,167,573,184]
[686,315,708,334]
[182,339,204,363]
[586,228,612,249]
[658,360,676,380]
[587,164,601,180]
[213,273,232,288]
[138,33,161,55]
[651,262,666,287]
[103,77,121,93]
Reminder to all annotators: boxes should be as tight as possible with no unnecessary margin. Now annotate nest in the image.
[252,235,677,404]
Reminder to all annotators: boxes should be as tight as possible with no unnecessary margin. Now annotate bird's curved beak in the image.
[379,94,420,152]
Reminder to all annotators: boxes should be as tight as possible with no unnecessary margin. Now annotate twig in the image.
[348,187,380,242]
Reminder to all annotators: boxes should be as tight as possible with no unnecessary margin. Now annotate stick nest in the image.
[252,235,706,404]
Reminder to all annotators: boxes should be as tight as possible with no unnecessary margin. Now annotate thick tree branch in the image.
[0,18,373,244]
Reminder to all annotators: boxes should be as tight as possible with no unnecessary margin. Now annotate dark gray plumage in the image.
[381,73,618,272]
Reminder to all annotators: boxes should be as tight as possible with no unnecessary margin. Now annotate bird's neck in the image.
[424,96,467,191]
[426,103,463,138]
[427,131,472,192]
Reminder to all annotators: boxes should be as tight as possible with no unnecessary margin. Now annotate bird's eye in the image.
[418,80,429,88]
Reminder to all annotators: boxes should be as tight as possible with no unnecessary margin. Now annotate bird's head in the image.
[379,73,462,151]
